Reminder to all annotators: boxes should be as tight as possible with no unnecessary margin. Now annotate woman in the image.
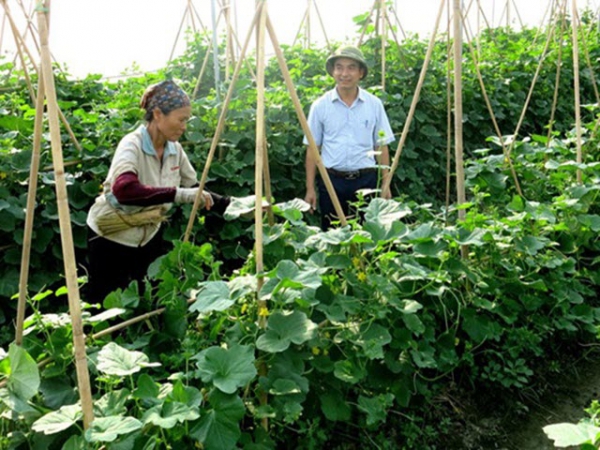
[86,79,228,303]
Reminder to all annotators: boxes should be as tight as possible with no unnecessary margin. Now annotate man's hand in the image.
[305,189,317,213]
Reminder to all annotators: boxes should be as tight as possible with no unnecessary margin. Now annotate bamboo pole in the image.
[255,2,270,434]
[292,7,309,47]
[380,0,387,91]
[169,6,190,63]
[266,14,348,227]
[357,0,377,47]
[445,0,453,225]
[36,3,94,429]
[460,9,523,197]
[15,74,45,346]
[211,0,222,102]
[381,0,445,197]
[312,0,331,50]
[506,16,558,158]
[184,3,265,241]
[255,0,267,303]
[546,0,567,145]
[574,8,600,104]
[389,4,407,40]
[306,0,311,47]
[453,0,466,224]
[571,0,582,184]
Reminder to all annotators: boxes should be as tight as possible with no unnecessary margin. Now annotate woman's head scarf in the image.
[140,80,190,115]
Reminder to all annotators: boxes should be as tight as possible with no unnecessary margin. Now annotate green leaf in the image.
[320,390,351,421]
[191,281,234,313]
[31,404,82,435]
[85,416,143,443]
[8,343,40,401]
[274,260,322,290]
[97,342,161,377]
[333,359,367,384]
[61,435,87,450]
[190,391,245,450]
[543,422,600,447]
[256,310,317,353]
[224,195,269,220]
[357,393,395,425]
[142,402,200,429]
[194,344,257,394]
[133,373,160,401]
[94,389,130,417]
[352,323,392,360]
[515,235,547,255]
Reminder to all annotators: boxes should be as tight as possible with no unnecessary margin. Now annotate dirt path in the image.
[496,355,600,449]
[440,351,600,449]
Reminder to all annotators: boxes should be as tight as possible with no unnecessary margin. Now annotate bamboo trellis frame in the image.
[31,1,94,428]
[292,0,331,50]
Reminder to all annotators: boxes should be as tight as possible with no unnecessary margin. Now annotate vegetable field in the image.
[2,4,600,449]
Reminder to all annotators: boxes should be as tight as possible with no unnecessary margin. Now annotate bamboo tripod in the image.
[11,0,94,429]
[292,0,331,50]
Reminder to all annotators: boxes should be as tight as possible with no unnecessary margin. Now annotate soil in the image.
[440,348,600,450]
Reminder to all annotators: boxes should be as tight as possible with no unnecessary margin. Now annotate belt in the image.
[326,167,377,180]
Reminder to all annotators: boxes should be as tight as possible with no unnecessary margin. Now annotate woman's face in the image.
[154,106,191,142]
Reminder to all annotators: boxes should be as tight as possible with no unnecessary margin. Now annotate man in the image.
[304,45,395,230]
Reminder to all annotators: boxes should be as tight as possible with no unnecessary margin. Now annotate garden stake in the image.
[15,71,45,346]
[546,1,567,146]
[571,0,583,184]
[460,8,523,198]
[380,0,387,90]
[169,0,207,64]
[293,0,331,50]
[445,5,452,226]
[255,0,270,432]
[505,13,557,160]
[381,0,445,198]
[265,14,348,227]
[453,0,466,228]
[35,3,94,428]
[356,0,377,47]
[184,2,265,241]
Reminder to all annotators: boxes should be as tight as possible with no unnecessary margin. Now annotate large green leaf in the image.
[194,344,257,394]
[31,404,82,435]
[351,323,392,360]
[8,343,40,401]
[96,342,161,377]
[543,422,600,447]
[191,281,234,313]
[255,310,317,353]
[85,416,143,443]
[357,393,395,425]
[190,391,245,450]
[142,402,200,429]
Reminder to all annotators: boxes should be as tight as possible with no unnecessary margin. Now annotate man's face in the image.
[332,57,364,90]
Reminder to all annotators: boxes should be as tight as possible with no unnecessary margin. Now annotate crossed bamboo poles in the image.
[7,0,594,436]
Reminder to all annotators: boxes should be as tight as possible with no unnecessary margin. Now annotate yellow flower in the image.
[352,257,361,268]
[258,307,270,317]
[357,271,367,282]
[0,172,7,180]
[323,349,329,356]
[324,331,331,339]
[241,303,248,314]
[311,346,321,356]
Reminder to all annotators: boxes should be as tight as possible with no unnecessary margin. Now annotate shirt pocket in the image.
[163,163,183,187]
[351,116,375,149]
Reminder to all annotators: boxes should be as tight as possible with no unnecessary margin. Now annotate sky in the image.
[1,0,599,79]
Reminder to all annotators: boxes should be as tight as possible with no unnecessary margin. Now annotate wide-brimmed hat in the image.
[325,45,368,79]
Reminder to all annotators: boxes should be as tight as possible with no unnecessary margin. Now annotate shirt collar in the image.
[329,87,365,104]
[140,125,177,157]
